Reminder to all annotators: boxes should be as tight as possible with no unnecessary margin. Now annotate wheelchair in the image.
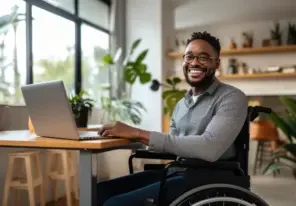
[128,106,271,206]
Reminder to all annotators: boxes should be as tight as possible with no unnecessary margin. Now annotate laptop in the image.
[21,80,113,141]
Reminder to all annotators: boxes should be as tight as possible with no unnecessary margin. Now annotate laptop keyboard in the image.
[78,131,101,139]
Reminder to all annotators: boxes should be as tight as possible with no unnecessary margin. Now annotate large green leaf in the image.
[280,96,296,116]
[102,54,114,65]
[268,112,293,142]
[139,72,151,84]
[166,78,173,86]
[135,49,148,64]
[130,39,141,54]
[124,68,137,84]
[282,115,296,140]
[134,63,147,74]
[263,162,295,175]
[173,77,182,84]
[163,90,177,99]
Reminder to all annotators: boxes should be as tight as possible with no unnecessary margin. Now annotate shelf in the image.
[173,72,296,81]
[218,72,296,80]
[168,45,296,57]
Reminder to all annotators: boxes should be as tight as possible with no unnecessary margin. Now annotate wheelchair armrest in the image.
[175,157,242,173]
[130,149,177,160]
[128,149,177,174]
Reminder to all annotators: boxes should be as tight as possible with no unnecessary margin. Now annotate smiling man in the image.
[97,32,248,206]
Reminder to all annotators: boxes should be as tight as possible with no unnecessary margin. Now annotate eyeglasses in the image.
[183,54,216,65]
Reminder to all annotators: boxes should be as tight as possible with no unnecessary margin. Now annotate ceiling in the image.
[174,0,296,30]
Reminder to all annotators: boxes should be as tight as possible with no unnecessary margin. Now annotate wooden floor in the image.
[46,195,79,206]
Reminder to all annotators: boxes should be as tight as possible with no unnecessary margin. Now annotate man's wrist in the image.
[134,128,151,144]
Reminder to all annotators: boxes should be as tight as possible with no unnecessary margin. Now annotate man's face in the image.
[183,39,220,87]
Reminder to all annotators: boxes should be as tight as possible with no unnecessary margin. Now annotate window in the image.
[43,0,75,14]
[79,0,109,30]
[81,24,110,104]
[0,0,26,105]
[32,6,75,94]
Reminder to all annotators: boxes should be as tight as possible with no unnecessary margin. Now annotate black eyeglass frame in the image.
[183,54,218,65]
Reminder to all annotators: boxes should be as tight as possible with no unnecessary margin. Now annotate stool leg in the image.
[71,151,79,200]
[2,156,15,206]
[25,156,35,206]
[52,154,59,202]
[62,151,72,206]
[253,141,260,175]
[36,153,45,206]
[14,189,21,206]
[45,151,53,202]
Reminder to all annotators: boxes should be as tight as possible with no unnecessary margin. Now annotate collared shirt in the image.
[148,78,248,162]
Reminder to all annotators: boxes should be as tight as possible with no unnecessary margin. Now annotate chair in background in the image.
[250,119,282,176]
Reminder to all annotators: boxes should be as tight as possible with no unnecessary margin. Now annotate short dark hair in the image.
[186,31,221,55]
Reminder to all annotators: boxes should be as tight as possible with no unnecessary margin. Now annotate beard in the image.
[183,65,216,88]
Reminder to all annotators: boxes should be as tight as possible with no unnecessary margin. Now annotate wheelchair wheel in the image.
[169,184,269,206]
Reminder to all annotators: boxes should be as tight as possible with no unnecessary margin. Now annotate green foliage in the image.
[270,22,282,40]
[98,39,152,125]
[68,90,95,119]
[263,96,296,177]
[288,22,296,38]
[162,77,187,116]
[100,95,146,125]
[101,39,151,86]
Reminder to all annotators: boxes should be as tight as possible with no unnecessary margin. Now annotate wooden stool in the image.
[45,149,79,206]
[2,151,45,206]
[250,120,279,176]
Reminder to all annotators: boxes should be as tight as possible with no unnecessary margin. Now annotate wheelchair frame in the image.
[128,106,272,206]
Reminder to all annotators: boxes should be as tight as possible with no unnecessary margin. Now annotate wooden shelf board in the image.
[218,72,296,80]
[168,45,296,57]
[173,73,296,81]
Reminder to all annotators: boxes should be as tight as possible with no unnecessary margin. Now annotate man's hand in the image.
[98,121,151,144]
[99,121,139,139]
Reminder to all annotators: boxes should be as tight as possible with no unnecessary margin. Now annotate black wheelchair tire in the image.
[169,183,269,206]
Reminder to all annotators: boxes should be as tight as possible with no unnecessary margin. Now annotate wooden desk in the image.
[0,130,133,206]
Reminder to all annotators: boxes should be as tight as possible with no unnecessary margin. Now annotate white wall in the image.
[174,0,296,30]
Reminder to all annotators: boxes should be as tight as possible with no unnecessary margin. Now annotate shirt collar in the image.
[184,77,221,105]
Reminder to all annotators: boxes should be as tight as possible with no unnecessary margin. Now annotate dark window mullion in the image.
[75,21,82,95]
[26,2,33,84]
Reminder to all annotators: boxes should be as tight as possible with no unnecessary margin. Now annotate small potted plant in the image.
[68,90,95,128]
[270,22,282,46]
[287,22,296,45]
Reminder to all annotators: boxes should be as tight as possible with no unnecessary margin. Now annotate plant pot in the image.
[270,39,281,46]
[287,37,296,45]
[74,109,90,128]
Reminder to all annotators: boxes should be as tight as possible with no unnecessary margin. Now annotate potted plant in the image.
[68,90,95,128]
[287,22,296,45]
[270,22,282,46]
[98,39,151,125]
[263,96,296,178]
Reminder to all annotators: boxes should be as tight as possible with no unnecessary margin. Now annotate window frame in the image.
[23,0,111,95]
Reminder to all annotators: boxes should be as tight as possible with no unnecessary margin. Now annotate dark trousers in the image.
[97,170,185,206]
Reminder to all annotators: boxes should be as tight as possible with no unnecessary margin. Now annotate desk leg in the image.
[79,150,97,206]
